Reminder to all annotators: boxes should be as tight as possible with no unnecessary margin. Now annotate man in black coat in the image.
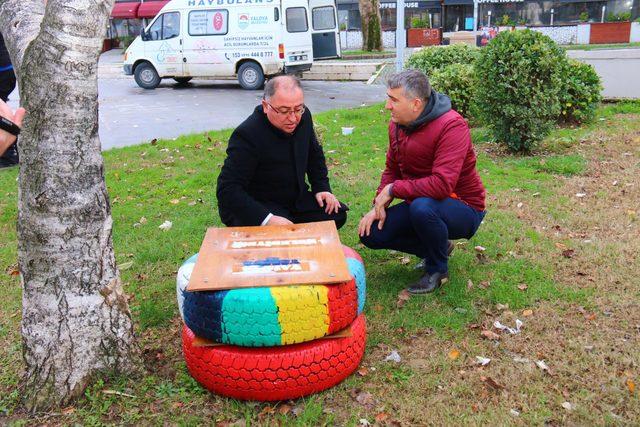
[217,75,347,228]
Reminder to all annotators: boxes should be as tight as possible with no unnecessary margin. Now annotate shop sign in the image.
[380,2,419,8]
[477,0,524,3]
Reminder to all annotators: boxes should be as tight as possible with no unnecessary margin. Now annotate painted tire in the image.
[176,246,366,347]
[182,314,366,401]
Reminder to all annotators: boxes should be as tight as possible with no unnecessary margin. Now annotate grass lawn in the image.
[1,101,639,424]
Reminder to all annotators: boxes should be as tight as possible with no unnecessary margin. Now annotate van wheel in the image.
[134,63,160,89]
[173,77,193,85]
[237,62,264,90]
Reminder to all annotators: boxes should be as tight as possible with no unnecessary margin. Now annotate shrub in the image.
[557,59,602,124]
[475,30,565,153]
[406,44,479,76]
[430,63,477,121]
[411,17,430,28]
[579,11,589,22]
[607,12,631,22]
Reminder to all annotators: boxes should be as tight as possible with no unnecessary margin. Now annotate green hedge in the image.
[558,59,602,124]
[475,30,565,153]
[430,63,477,122]
[406,44,479,76]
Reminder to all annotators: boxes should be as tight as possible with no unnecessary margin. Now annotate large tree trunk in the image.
[0,0,139,411]
[358,0,383,51]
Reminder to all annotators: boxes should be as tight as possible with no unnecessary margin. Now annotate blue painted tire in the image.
[176,246,366,347]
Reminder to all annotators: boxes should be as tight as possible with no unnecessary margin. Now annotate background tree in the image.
[0,0,139,411]
[358,0,383,51]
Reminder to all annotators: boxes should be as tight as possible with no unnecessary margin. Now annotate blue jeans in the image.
[360,197,486,274]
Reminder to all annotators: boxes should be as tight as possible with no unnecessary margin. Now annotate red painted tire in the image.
[182,314,367,401]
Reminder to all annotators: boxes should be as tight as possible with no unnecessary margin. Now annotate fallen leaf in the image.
[522,309,534,317]
[62,407,76,415]
[278,404,292,415]
[481,376,505,390]
[562,249,575,258]
[396,290,410,309]
[478,280,490,289]
[170,199,180,205]
[139,216,147,224]
[476,253,489,264]
[119,261,133,271]
[496,303,509,311]
[474,245,486,252]
[561,401,573,411]
[357,367,369,377]
[518,283,528,291]
[448,349,461,360]
[555,242,568,250]
[355,391,376,409]
[8,268,19,276]
[375,412,390,423]
[627,378,635,394]
[399,256,411,265]
[481,330,500,341]
[467,279,474,290]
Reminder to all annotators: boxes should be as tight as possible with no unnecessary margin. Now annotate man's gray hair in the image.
[386,70,431,102]
[263,75,303,100]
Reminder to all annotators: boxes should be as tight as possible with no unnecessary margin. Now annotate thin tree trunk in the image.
[0,0,139,411]
[358,0,383,51]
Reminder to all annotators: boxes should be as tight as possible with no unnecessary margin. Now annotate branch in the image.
[0,0,45,70]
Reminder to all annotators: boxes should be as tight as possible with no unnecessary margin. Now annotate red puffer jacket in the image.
[376,109,486,211]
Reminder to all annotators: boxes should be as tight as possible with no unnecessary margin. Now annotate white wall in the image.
[530,26,578,45]
[340,30,397,50]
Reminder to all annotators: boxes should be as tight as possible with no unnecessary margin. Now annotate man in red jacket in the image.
[359,70,486,294]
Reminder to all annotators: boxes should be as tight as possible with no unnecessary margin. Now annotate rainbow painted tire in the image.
[176,246,366,347]
[183,314,366,401]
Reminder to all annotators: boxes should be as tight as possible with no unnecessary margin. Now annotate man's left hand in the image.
[315,191,340,214]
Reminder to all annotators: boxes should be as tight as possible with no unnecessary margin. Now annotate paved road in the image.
[6,78,387,150]
[567,48,640,100]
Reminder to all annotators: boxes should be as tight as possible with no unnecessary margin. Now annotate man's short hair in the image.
[387,70,431,103]
[263,75,303,100]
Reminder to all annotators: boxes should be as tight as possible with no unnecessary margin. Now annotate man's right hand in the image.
[0,100,25,157]
[358,209,382,237]
[267,215,293,226]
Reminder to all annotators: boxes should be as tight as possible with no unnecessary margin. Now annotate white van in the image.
[309,0,340,60]
[123,0,314,90]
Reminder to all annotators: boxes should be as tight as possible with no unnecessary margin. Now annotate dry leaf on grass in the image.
[474,245,486,252]
[517,283,528,291]
[562,249,575,258]
[522,309,533,317]
[277,404,292,415]
[481,330,501,341]
[375,412,390,423]
[448,349,461,360]
[396,290,410,308]
[481,376,505,390]
[627,378,635,394]
[357,367,369,377]
[355,391,376,409]
[467,279,474,290]
[399,256,411,265]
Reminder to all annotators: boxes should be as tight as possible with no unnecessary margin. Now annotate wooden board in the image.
[187,221,352,291]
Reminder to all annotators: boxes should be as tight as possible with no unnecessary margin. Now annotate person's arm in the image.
[391,119,470,201]
[216,129,271,225]
[306,114,331,195]
[0,100,24,157]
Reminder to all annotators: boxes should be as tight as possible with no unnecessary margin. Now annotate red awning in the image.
[137,0,170,18]
[111,2,140,19]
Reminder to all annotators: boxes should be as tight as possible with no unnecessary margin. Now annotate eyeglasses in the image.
[265,101,305,117]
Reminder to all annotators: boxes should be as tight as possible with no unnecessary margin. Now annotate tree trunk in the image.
[0,0,139,411]
[358,0,383,51]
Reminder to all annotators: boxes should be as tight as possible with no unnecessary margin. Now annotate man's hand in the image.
[358,209,383,237]
[315,191,340,214]
[0,100,25,157]
[267,215,293,226]
[372,183,394,230]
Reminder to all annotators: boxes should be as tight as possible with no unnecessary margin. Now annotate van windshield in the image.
[286,7,308,33]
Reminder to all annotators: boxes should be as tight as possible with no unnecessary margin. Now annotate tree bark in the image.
[0,0,139,411]
[358,0,383,51]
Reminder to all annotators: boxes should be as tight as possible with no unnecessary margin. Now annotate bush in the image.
[557,59,602,124]
[406,44,479,76]
[607,11,631,22]
[430,63,477,121]
[579,11,589,22]
[475,30,565,153]
[411,17,429,28]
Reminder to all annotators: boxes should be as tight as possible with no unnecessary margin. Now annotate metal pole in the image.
[396,0,405,72]
[473,0,479,38]
[601,5,606,23]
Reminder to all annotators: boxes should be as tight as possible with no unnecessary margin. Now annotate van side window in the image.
[189,10,229,36]
[312,6,335,31]
[286,7,308,33]
[148,12,180,41]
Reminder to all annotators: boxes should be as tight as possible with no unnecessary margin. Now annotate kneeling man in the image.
[359,70,486,294]
[217,75,347,228]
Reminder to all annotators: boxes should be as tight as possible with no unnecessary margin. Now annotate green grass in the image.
[563,42,640,51]
[1,102,632,424]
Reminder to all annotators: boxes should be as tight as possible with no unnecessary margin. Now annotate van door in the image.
[182,8,231,77]
[281,0,313,70]
[309,0,340,59]
[144,11,184,77]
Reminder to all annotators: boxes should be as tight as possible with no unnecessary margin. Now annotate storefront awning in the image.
[111,2,140,19]
[138,0,170,18]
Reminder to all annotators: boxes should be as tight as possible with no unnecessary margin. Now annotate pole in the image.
[473,0,479,40]
[396,0,405,72]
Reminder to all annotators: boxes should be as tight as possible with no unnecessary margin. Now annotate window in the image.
[286,7,308,32]
[312,6,336,30]
[148,12,180,40]
[188,9,229,36]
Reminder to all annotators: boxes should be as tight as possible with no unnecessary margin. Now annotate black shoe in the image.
[407,271,449,295]
[414,241,455,270]
[0,143,19,169]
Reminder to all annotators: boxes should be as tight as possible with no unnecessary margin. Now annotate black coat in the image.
[216,105,331,226]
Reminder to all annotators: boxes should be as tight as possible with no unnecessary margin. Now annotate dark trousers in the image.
[0,69,18,167]
[262,193,349,230]
[360,197,485,274]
